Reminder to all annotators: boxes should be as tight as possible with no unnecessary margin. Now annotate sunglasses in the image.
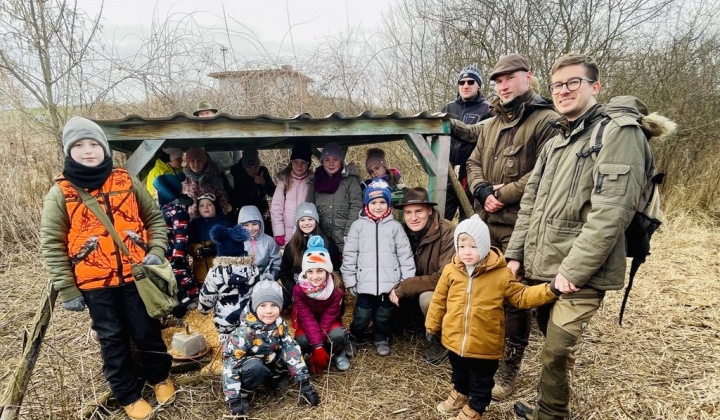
[458,79,476,86]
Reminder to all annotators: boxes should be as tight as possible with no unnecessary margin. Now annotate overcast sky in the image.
[77,0,392,60]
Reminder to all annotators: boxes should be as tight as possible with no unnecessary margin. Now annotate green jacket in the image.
[505,101,654,290]
[455,93,558,227]
[41,170,167,302]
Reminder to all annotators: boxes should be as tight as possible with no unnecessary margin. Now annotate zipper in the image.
[375,220,379,296]
[102,191,125,285]
[460,270,474,357]
[567,158,584,202]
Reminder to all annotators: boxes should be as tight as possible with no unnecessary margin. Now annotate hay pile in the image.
[0,216,718,419]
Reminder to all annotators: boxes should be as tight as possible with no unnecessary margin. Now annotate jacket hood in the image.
[212,255,255,267]
[452,246,506,276]
[237,205,265,232]
[490,92,553,123]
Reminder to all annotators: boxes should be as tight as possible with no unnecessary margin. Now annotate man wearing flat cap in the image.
[388,187,456,364]
[441,65,493,222]
[449,53,559,398]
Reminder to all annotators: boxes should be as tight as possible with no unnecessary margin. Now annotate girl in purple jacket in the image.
[292,235,350,374]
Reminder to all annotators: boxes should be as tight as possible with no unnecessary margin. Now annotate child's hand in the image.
[275,236,286,246]
[346,286,357,297]
[309,347,330,375]
[426,331,441,344]
[299,379,319,406]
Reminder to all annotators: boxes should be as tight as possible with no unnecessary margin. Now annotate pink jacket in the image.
[270,174,310,242]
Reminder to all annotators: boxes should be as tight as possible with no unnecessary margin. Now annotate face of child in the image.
[457,234,481,266]
[70,139,105,167]
[322,156,342,175]
[187,156,206,173]
[368,164,386,179]
[291,159,309,177]
[198,199,216,218]
[298,216,316,234]
[305,268,328,286]
[368,198,388,218]
[168,156,183,169]
[245,165,260,177]
[242,221,261,238]
[256,302,280,325]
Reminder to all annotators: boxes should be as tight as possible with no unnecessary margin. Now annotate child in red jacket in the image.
[292,235,350,373]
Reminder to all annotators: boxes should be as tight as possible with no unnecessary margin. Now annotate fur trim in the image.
[212,255,255,266]
[642,112,677,139]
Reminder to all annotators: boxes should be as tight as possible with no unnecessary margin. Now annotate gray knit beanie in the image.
[251,280,284,312]
[62,117,111,157]
[294,202,320,226]
[454,214,491,262]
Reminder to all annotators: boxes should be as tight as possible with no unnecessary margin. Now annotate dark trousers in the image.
[82,282,172,406]
[448,351,499,414]
[444,180,473,221]
[295,324,346,356]
[350,293,393,342]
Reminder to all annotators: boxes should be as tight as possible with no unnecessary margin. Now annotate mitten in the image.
[275,236,286,246]
[260,272,275,282]
[299,379,319,406]
[309,346,330,374]
[142,253,163,266]
[62,296,85,312]
[346,286,357,297]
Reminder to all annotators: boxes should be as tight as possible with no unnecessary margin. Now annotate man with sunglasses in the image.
[449,53,559,400]
[507,54,658,419]
[440,65,492,222]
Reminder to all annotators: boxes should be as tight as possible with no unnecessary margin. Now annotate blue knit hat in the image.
[364,178,391,206]
[210,225,250,257]
[457,64,483,86]
[300,235,334,278]
[153,174,184,206]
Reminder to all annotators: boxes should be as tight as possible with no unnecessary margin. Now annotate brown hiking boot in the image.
[492,342,525,399]
[152,377,176,405]
[450,404,482,420]
[437,389,469,414]
[122,398,152,420]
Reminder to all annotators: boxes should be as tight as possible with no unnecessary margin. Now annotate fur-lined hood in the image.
[212,255,255,267]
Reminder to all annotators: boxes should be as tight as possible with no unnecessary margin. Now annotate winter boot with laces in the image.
[492,341,525,399]
[437,389,469,414]
[333,350,351,371]
[122,398,152,420]
[152,377,176,405]
[450,404,482,420]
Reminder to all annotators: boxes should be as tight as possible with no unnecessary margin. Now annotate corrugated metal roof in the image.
[94,110,450,123]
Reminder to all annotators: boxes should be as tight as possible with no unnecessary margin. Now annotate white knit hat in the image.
[454,214,491,262]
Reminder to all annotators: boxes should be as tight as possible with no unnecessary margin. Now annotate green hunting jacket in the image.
[454,93,558,228]
[504,101,653,290]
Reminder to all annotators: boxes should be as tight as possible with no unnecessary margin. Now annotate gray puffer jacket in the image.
[341,211,416,295]
[237,206,281,277]
[306,168,363,252]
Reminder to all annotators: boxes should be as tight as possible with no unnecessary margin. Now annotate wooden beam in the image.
[429,135,451,217]
[123,139,165,177]
[0,283,57,420]
[403,134,437,176]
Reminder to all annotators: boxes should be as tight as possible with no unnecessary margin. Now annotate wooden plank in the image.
[0,283,57,420]
[430,135,451,217]
[123,139,165,177]
[403,134,437,176]
[448,168,474,218]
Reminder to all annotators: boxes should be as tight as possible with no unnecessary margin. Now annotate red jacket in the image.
[292,284,344,348]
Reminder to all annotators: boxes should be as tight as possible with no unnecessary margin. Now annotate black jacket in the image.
[441,92,492,180]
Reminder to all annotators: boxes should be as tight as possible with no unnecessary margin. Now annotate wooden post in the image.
[429,135,451,217]
[448,168,475,218]
[123,139,165,177]
[0,283,57,420]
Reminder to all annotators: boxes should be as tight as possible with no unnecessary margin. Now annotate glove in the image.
[260,272,275,282]
[299,379,319,406]
[275,236,286,246]
[308,347,330,375]
[426,331,441,344]
[142,253,163,265]
[472,183,495,205]
[62,296,85,312]
[346,286,357,297]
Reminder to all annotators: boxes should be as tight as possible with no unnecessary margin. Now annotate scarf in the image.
[364,206,392,222]
[298,275,335,301]
[62,156,113,190]
[313,167,342,194]
[499,89,535,121]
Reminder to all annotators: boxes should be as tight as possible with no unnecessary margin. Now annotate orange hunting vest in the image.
[58,169,147,290]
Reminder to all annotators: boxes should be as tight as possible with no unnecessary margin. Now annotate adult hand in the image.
[254,175,265,186]
[554,273,579,294]
[142,253,163,266]
[389,289,400,306]
[483,184,506,213]
[62,296,85,312]
[275,236,286,247]
[507,260,522,280]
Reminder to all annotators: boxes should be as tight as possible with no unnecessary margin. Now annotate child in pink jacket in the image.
[271,142,312,246]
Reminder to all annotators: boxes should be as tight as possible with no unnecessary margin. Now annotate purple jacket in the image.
[292,284,344,349]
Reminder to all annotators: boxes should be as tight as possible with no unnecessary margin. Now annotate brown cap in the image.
[192,100,218,116]
[393,187,437,208]
[489,53,531,81]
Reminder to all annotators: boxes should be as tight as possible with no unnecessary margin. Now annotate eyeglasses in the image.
[548,77,595,94]
[458,79,476,86]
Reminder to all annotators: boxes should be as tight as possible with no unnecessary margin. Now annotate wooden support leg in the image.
[429,135,450,217]
[124,139,166,177]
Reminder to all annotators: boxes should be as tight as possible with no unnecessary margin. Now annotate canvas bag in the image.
[69,183,178,318]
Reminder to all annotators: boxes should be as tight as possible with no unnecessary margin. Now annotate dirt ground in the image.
[0,216,718,420]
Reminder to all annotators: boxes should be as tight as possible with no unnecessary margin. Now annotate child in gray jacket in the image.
[341,179,416,356]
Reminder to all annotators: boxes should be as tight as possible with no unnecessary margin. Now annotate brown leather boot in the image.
[492,341,525,399]
[437,389,469,414]
[152,377,176,405]
[450,404,482,420]
[122,398,152,420]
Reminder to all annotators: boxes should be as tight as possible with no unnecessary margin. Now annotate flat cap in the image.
[490,53,531,81]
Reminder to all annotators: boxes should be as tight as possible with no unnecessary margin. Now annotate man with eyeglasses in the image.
[440,65,492,222]
[507,54,656,419]
[449,53,558,400]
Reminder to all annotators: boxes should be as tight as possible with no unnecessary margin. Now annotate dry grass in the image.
[0,214,718,419]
